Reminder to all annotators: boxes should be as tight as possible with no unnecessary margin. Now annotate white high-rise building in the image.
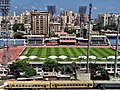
[98,13,120,27]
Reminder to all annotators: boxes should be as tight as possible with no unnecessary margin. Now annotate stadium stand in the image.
[27,38,43,46]
[27,35,44,46]
[0,39,26,46]
[91,35,110,46]
[76,42,88,46]
[45,37,59,46]
[15,39,25,45]
[75,38,88,46]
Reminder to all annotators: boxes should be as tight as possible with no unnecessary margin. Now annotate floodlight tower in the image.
[114,16,120,78]
[87,3,92,73]
[0,0,11,65]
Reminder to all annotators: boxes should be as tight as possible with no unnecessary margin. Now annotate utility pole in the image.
[87,3,92,73]
[114,16,120,78]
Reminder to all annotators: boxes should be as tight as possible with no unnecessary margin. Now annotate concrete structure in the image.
[59,34,76,44]
[76,70,90,81]
[31,11,50,37]
[0,65,7,77]
[28,61,120,74]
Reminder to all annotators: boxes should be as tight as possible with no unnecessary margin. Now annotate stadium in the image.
[1,45,120,74]
[0,45,118,62]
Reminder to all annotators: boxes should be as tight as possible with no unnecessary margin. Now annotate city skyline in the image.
[10,0,120,18]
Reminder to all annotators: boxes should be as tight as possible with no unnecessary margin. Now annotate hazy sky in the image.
[9,0,120,18]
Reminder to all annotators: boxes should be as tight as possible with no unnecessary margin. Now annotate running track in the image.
[0,46,26,63]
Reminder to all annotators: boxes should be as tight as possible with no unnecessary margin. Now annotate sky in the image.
[9,0,120,18]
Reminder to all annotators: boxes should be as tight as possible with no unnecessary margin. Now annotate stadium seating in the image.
[0,39,25,46]
[46,42,58,46]
[15,39,25,45]
[91,36,109,46]
[76,42,88,46]
[27,38,43,46]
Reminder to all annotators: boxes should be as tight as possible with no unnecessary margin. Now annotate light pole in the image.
[87,3,92,73]
[114,16,120,78]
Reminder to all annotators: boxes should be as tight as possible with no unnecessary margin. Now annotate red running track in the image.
[0,46,26,63]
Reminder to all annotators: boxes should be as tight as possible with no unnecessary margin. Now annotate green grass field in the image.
[21,47,119,59]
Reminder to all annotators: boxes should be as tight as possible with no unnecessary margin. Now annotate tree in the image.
[97,67,109,80]
[64,27,76,34]
[14,32,24,39]
[70,62,79,79]
[93,23,103,34]
[9,60,37,78]
[42,59,58,72]
[12,23,20,32]
[103,24,117,30]
[89,63,110,80]
[19,23,25,31]
[64,65,73,74]
[83,29,87,39]
[12,23,25,32]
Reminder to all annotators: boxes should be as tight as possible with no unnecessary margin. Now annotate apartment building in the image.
[98,13,119,27]
[31,11,50,37]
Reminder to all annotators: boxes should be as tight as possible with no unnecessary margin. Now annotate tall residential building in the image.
[98,13,119,27]
[60,10,74,31]
[47,5,56,16]
[20,11,31,34]
[31,11,50,37]
[20,11,31,24]
[49,22,61,34]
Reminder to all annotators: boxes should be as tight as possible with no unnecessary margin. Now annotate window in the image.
[12,85,14,87]
[0,71,3,74]
[16,85,18,87]
[38,85,40,87]
[44,85,46,88]
[90,84,92,86]
[22,84,24,87]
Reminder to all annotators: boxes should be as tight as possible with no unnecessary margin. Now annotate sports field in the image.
[21,47,120,58]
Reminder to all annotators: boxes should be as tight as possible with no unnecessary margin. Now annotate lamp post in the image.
[114,16,120,78]
[87,3,92,73]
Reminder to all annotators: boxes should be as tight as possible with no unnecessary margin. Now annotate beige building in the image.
[31,11,50,37]
[98,13,119,27]
[59,34,76,44]
[49,22,61,35]
[20,11,31,24]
